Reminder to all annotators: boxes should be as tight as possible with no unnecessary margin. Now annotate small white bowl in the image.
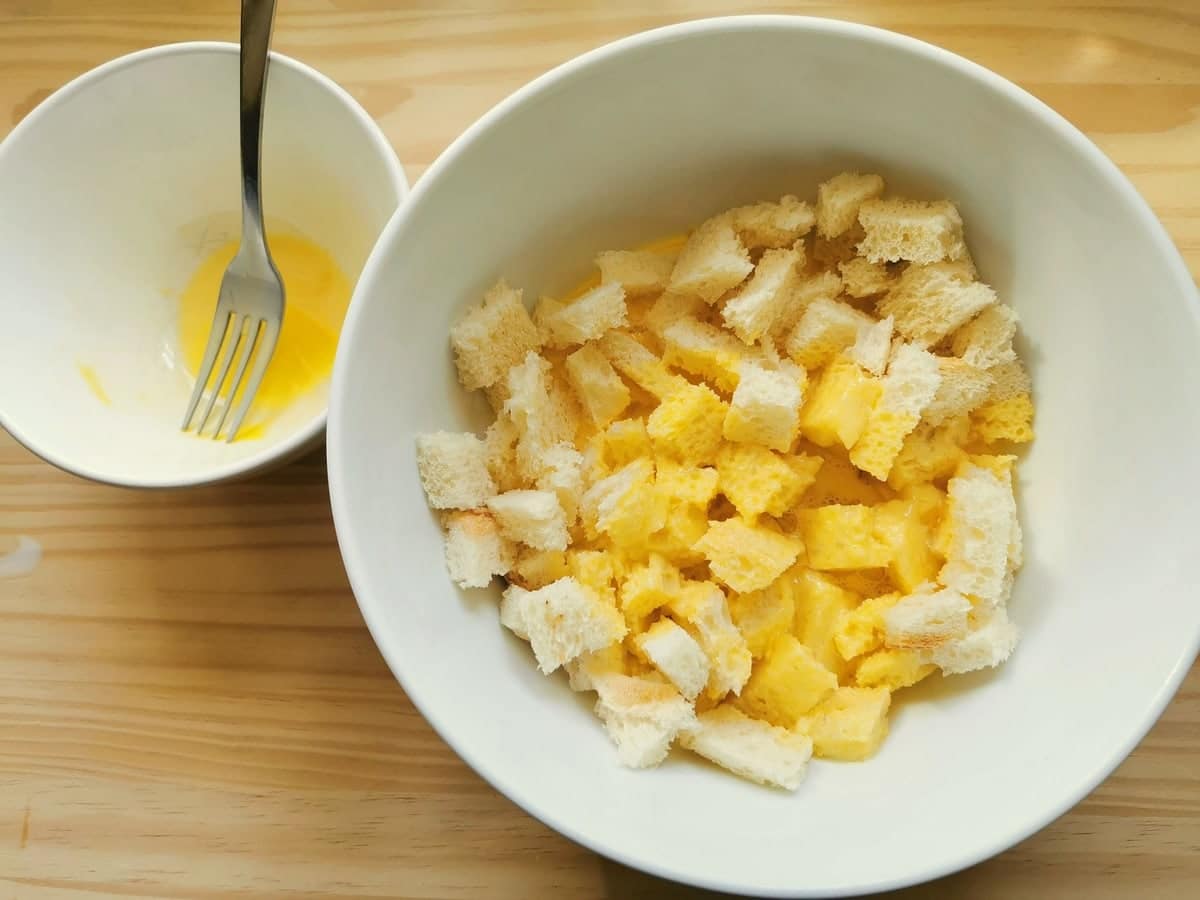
[328,15,1200,898]
[0,42,406,487]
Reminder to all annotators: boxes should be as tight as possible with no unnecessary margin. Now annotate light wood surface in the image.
[1,2,1198,897]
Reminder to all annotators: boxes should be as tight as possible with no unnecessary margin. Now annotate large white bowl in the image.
[328,16,1200,897]
[0,42,407,487]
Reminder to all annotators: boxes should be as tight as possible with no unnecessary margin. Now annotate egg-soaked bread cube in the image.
[857,198,966,265]
[785,297,875,370]
[441,509,515,589]
[564,641,629,693]
[644,291,709,337]
[593,673,696,769]
[567,548,620,604]
[792,569,860,681]
[854,648,937,690]
[694,518,803,593]
[728,194,815,249]
[655,459,719,507]
[971,392,1035,444]
[483,415,523,493]
[872,498,942,593]
[668,581,753,698]
[728,576,796,658]
[647,382,728,465]
[415,431,497,509]
[644,501,710,567]
[598,331,687,399]
[669,215,754,303]
[801,504,891,571]
[801,686,891,761]
[596,249,675,296]
[507,547,569,590]
[722,247,802,344]
[798,446,894,508]
[679,705,813,791]
[771,270,845,342]
[738,634,838,727]
[519,577,627,674]
[833,592,902,661]
[887,415,970,490]
[838,257,895,298]
[565,343,631,427]
[596,418,652,471]
[450,279,541,390]
[580,457,666,547]
[618,553,683,629]
[633,618,710,700]
[816,172,886,239]
[799,357,882,450]
[661,316,753,393]
[849,344,942,481]
[722,362,805,452]
[716,443,821,519]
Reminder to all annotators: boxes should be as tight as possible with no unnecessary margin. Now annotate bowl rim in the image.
[328,13,1200,897]
[0,40,409,489]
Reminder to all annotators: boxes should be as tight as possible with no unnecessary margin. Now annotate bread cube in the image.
[984,358,1032,404]
[811,226,865,271]
[450,279,541,390]
[633,618,710,700]
[728,576,796,658]
[939,462,1016,606]
[668,581,753,697]
[722,361,805,452]
[857,198,966,265]
[415,431,496,509]
[838,257,895,298]
[872,498,941,592]
[952,303,1018,369]
[771,270,845,342]
[738,634,838,727]
[598,331,686,398]
[580,457,666,548]
[883,584,972,651]
[597,418,652,470]
[693,518,803,593]
[644,501,709,567]
[618,553,683,629]
[971,392,1035,444]
[669,215,754,303]
[564,642,629,693]
[887,415,969,490]
[801,686,891,761]
[792,569,860,681]
[816,172,886,239]
[847,315,893,376]
[679,704,813,791]
[499,583,532,639]
[520,577,627,674]
[568,548,620,603]
[646,382,728,465]
[833,592,902,661]
[540,282,628,347]
[929,605,1019,674]
[535,442,585,524]
[593,673,696,768]
[785,297,875,370]
[923,358,994,426]
[721,247,802,343]
[441,509,515,589]
[596,249,675,296]
[729,194,815,249]
[652,460,717,508]
[565,343,631,427]
[878,263,997,348]
[799,446,894,508]
[854,648,937,690]
[507,547,569,590]
[486,489,570,551]
[662,316,753,393]
[716,442,821,518]
[504,352,582,481]
[798,357,882,450]
[643,291,708,337]
[849,344,942,481]
[483,415,523,493]
[801,504,891,571]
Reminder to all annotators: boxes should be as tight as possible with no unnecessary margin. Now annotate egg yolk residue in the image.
[178,233,351,429]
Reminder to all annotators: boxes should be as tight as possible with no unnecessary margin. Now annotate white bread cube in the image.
[939,463,1015,606]
[668,582,753,697]
[984,358,1033,404]
[564,343,631,427]
[593,674,696,768]
[848,343,942,480]
[929,605,1019,674]
[520,577,626,674]
[848,314,893,376]
[838,257,894,297]
[450,279,541,390]
[415,431,497,509]
[596,249,675,296]
[504,352,582,481]
[924,357,995,425]
[483,415,523,493]
[535,443,585,524]
[952,303,1019,369]
[723,361,805,452]
[499,584,532,639]
[883,585,972,651]
[565,644,627,692]
[858,198,966,265]
[785,297,875,369]
[539,282,628,347]
[679,705,813,791]
[722,246,802,344]
[728,195,815,249]
[816,172,885,239]
[634,618,711,700]
[669,215,754,303]
[771,270,844,341]
[441,509,515,589]
[598,331,687,399]
[643,291,709,337]
[486,489,570,551]
[878,264,997,348]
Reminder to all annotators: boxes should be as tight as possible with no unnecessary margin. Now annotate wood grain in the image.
[1,2,1198,897]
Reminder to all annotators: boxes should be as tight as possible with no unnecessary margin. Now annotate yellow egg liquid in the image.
[178,233,351,437]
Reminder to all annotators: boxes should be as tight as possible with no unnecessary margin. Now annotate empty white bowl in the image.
[0,42,406,487]
[328,16,1200,897]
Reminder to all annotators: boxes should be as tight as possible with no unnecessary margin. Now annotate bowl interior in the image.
[0,44,405,486]
[329,18,1200,897]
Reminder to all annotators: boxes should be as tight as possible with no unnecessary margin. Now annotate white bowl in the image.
[0,42,407,487]
[328,16,1200,897]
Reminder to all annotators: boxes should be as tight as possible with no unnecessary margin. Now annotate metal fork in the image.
[182,0,285,443]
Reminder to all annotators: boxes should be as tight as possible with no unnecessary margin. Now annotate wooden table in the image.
[1,2,1197,897]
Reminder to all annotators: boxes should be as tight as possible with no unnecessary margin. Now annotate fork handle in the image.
[239,0,278,251]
